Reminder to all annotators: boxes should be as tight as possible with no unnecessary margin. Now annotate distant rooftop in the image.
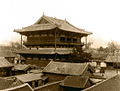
[12,64,31,71]
[105,55,120,63]
[0,57,13,68]
[0,50,16,57]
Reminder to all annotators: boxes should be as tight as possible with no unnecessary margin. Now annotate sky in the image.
[0,0,120,48]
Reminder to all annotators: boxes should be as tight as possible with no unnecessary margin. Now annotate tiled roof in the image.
[29,69,42,74]
[0,50,16,57]
[12,64,31,71]
[60,76,90,88]
[15,15,92,35]
[16,73,45,83]
[91,52,107,60]
[16,24,56,32]
[43,61,94,76]
[16,48,73,55]
[3,83,33,91]
[0,57,13,68]
[34,81,62,91]
[105,55,120,63]
[0,77,23,90]
[83,75,120,91]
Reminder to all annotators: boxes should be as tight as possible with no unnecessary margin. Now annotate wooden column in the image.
[54,28,57,52]
[20,34,23,61]
[21,35,23,49]
[85,36,88,49]
[54,28,57,61]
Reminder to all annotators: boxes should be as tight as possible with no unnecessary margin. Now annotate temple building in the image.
[14,15,92,67]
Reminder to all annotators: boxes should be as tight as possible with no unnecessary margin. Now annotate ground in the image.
[104,69,119,78]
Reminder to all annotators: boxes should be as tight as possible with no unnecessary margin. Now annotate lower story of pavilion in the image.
[15,48,73,67]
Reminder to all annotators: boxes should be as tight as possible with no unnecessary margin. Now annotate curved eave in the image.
[14,28,92,36]
[58,28,92,36]
[14,28,56,35]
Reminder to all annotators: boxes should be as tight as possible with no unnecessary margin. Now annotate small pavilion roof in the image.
[0,57,13,68]
[12,64,31,71]
[105,55,120,63]
[15,73,46,83]
[60,76,90,88]
[0,50,16,57]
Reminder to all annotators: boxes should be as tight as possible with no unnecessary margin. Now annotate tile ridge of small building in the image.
[34,80,63,90]
[42,60,53,72]
[61,75,90,88]
[3,83,34,91]
[81,63,89,75]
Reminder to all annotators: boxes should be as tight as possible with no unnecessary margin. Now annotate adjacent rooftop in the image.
[43,61,94,76]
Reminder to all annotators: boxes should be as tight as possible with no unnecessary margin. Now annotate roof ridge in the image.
[42,61,54,72]
[42,15,58,26]
[82,76,90,88]
[43,15,65,21]
[43,15,65,27]
[81,63,89,75]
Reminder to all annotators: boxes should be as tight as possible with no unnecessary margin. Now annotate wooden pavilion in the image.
[14,15,92,66]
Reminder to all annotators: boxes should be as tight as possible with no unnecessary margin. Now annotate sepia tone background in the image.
[0,0,120,48]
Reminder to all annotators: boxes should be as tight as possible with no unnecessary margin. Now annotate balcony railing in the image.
[23,41,84,46]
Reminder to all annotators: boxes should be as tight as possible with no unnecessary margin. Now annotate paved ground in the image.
[94,68,120,79]
[104,69,119,78]
[95,66,120,78]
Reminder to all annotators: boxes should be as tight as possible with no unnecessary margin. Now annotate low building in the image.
[0,50,17,63]
[105,55,120,68]
[0,77,23,90]
[12,64,32,75]
[0,57,13,76]
[34,81,62,91]
[60,76,93,91]
[29,69,42,74]
[91,51,107,67]
[3,83,34,91]
[15,73,48,88]
[42,61,95,83]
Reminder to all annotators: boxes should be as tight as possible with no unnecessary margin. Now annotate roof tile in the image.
[43,61,93,75]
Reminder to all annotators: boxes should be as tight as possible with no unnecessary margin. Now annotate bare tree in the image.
[107,41,119,55]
